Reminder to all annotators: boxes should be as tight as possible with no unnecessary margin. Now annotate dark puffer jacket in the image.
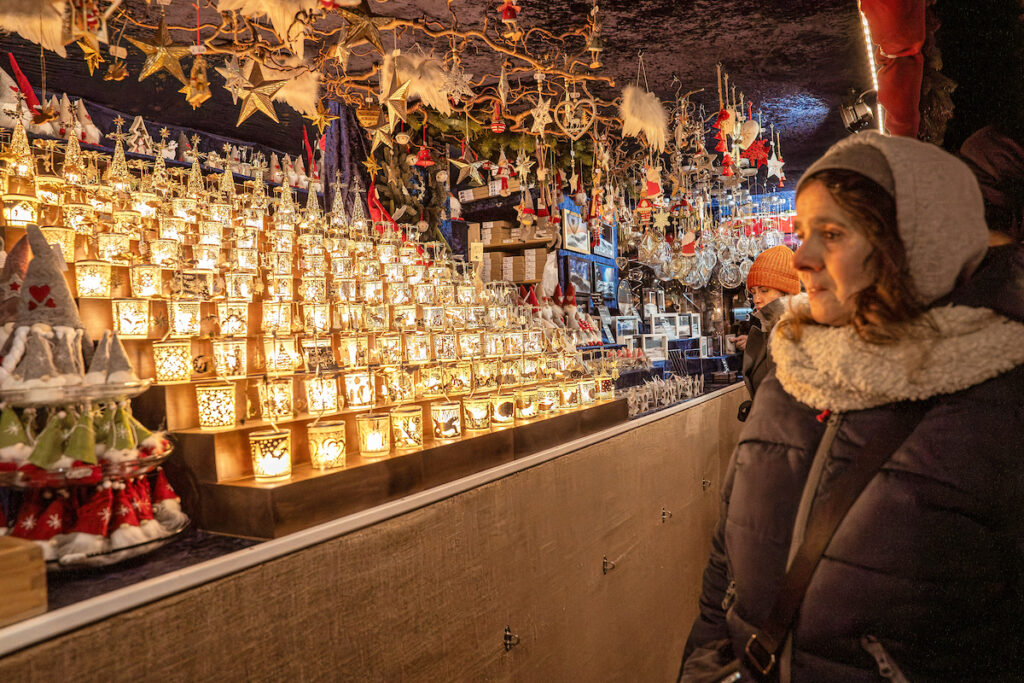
[682,246,1024,681]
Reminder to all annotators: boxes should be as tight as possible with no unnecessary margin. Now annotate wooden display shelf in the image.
[183,397,627,538]
[482,239,551,252]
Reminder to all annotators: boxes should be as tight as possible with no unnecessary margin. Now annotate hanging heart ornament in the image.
[553,94,597,141]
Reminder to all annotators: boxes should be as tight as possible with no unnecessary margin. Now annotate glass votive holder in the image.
[472,360,498,391]
[376,366,416,404]
[360,279,384,305]
[515,388,539,420]
[300,275,327,303]
[357,258,381,280]
[430,401,462,441]
[224,272,255,301]
[444,305,467,330]
[305,376,340,415]
[392,305,417,332]
[404,332,431,364]
[112,299,149,338]
[75,260,112,298]
[434,283,455,304]
[168,300,202,337]
[597,374,616,400]
[456,284,476,306]
[192,243,221,270]
[356,413,390,458]
[331,256,354,278]
[152,340,192,382]
[149,239,180,267]
[483,332,504,358]
[521,357,541,383]
[249,429,292,482]
[498,359,522,387]
[338,334,370,368]
[413,283,434,304]
[560,381,580,409]
[463,396,491,431]
[195,382,236,429]
[307,420,346,470]
[261,301,292,335]
[302,303,330,335]
[458,332,482,359]
[376,333,403,366]
[263,336,299,373]
[538,384,561,413]
[343,370,374,408]
[40,226,75,262]
[232,247,257,272]
[418,364,445,398]
[491,393,516,425]
[579,378,598,405]
[421,305,445,331]
[443,361,473,395]
[131,263,163,298]
[362,304,388,333]
[96,232,130,264]
[525,330,545,355]
[301,338,335,372]
[377,243,398,264]
[383,262,405,284]
[333,278,357,302]
[212,339,247,378]
[259,378,294,420]
[386,282,412,305]
[218,301,249,336]
[265,274,293,301]
[432,333,458,362]
[467,306,487,330]
[504,331,524,357]
[406,264,427,284]
[391,405,424,452]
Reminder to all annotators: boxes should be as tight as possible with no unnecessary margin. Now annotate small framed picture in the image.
[562,207,590,254]
[650,313,678,338]
[676,314,692,338]
[565,254,593,295]
[593,220,615,259]
[593,262,616,299]
[640,334,667,362]
[614,315,639,343]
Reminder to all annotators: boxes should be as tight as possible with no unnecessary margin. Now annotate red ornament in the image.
[490,101,506,134]
[415,147,435,167]
[740,138,771,168]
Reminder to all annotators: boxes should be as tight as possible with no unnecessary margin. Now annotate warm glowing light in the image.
[249,429,292,481]
[75,260,112,298]
[391,405,424,451]
[196,382,236,429]
[307,420,346,470]
[357,413,390,457]
[152,340,192,382]
[113,299,149,338]
[430,401,462,440]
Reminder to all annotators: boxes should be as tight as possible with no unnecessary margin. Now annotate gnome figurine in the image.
[73,100,102,145]
[109,483,149,549]
[105,332,138,384]
[84,331,110,385]
[0,403,31,469]
[54,484,113,560]
[152,468,188,532]
[0,235,31,329]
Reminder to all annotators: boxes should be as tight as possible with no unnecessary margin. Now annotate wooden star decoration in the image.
[362,155,382,178]
[529,97,552,135]
[380,67,410,132]
[236,62,287,126]
[125,16,190,85]
[338,9,389,54]
[653,210,670,231]
[215,56,247,105]
[305,100,340,135]
[77,40,104,76]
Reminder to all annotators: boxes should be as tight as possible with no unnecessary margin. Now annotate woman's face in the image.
[793,181,876,326]
[750,286,784,311]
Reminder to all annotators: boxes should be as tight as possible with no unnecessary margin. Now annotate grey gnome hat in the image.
[15,333,58,383]
[51,331,82,376]
[86,331,110,379]
[105,331,137,382]
[18,225,84,330]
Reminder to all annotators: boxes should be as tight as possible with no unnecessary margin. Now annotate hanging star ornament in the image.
[215,56,247,105]
[380,66,410,132]
[338,9,390,54]
[125,16,190,85]
[305,100,340,135]
[530,97,552,135]
[235,61,287,126]
[449,156,485,185]
[514,149,535,180]
[362,155,382,178]
[77,40,104,76]
[766,148,785,181]
[443,62,475,103]
[367,119,393,154]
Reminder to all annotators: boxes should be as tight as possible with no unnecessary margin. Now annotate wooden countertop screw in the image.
[503,625,520,651]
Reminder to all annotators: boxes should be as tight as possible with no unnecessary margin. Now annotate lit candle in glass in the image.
[259,378,293,420]
[434,283,455,304]
[217,301,249,336]
[418,364,444,398]
[300,338,334,372]
[515,388,539,420]
[307,420,346,470]
[96,232,130,264]
[300,275,327,303]
[356,413,390,458]
[472,360,498,391]
[212,339,247,378]
[249,429,292,482]
[130,263,162,298]
[413,283,434,304]
[193,243,221,270]
[463,396,491,431]
[521,357,541,383]
[376,333,403,365]
[504,331,524,357]
[525,330,545,355]
[112,299,149,338]
[498,359,522,387]
[225,272,255,301]
[560,381,580,409]
[538,384,560,413]
[421,305,445,331]
[195,382,236,429]
[579,379,598,405]
[362,304,388,333]
[261,301,292,335]
[491,393,516,425]
[391,405,424,451]
[302,303,330,335]
[432,333,458,362]
[152,340,192,382]
[443,362,472,395]
[404,332,431,364]
[392,305,417,332]
[483,332,504,358]
[263,336,299,373]
[40,226,75,262]
[75,260,112,298]
[338,335,370,368]
[360,279,384,305]
[168,301,202,337]
[265,274,293,301]
[232,247,257,271]
[430,401,462,441]
[305,376,340,415]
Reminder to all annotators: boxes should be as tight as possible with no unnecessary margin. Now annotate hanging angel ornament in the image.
[498,1,523,41]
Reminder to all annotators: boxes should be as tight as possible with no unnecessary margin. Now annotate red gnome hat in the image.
[10,492,46,539]
[24,494,72,540]
[68,486,114,538]
[553,283,564,307]
[526,286,540,313]
[564,282,577,306]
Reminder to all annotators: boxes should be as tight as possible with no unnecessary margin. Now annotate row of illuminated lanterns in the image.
[244,378,616,481]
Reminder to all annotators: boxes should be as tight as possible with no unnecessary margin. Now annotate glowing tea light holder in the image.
[392,305,417,332]
[168,300,202,338]
[129,264,160,300]
[75,260,112,298]
[112,299,149,338]
[212,339,247,378]
[537,384,561,414]
[265,274,293,301]
[40,226,75,262]
[152,340,192,382]
[307,420,347,470]
[225,272,255,301]
[195,382,236,429]
[579,379,598,405]
[491,393,516,425]
[343,370,374,408]
[597,374,616,400]
[404,332,431,364]
[305,376,340,415]
[261,301,292,335]
[300,276,327,303]
[430,401,462,441]
[149,239,180,267]
[302,303,331,335]
[418,365,445,399]
[515,388,540,420]
[338,335,370,368]
[356,413,390,458]
[259,378,294,420]
[560,381,580,410]
[463,396,491,431]
[472,360,498,392]
[263,336,299,373]
[249,429,292,482]
[300,338,334,372]
[443,362,473,395]
[232,247,258,272]
[193,243,221,270]
[391,405,424,452]
[376,334,403,366]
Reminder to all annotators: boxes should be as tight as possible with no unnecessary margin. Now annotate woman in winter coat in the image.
[680,131,1024,681]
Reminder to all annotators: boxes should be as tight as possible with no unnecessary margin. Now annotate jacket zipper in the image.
[861,635,909,682]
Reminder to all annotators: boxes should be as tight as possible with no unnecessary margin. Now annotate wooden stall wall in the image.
[0,387,747,682]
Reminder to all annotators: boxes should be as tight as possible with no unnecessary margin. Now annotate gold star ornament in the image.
[77,40,104,76]
[338,9,390,54]
[126,17,190,85]
[304,100,340,135]
[362,155,382,178]
[235,62,287,126]
[380,66,410,132]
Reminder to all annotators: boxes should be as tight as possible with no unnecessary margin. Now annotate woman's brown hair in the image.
[781,169,928,344]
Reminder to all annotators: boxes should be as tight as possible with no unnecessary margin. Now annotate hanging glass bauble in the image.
[718,262,743,289]
[738,257,753,280]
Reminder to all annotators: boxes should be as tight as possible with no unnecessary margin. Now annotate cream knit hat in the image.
[798,131,988,305]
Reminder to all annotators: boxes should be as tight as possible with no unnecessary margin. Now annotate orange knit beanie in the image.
[747,245,799,294]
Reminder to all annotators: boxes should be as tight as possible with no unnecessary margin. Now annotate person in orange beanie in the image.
[737,244,800,420]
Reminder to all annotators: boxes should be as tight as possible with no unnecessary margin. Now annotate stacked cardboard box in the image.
[502,255,526,282]
[457,177,523,203]
[480,220,522,245]
[524,248,549,281]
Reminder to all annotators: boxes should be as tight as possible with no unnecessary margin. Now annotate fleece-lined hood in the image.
[799,131,989,306]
